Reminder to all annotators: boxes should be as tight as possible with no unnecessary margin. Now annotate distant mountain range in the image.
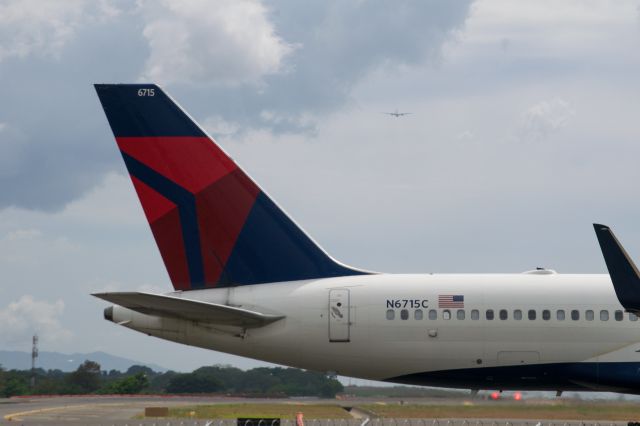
[0,350,168,372]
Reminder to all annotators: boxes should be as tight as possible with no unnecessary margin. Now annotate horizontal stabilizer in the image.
[593,223,640,313]
[93,292,284,328]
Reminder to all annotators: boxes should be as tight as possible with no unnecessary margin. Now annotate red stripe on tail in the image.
[117,137,237,193]
[196,169,260,286]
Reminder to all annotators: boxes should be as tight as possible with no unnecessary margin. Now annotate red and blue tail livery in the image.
[94,84,368,290]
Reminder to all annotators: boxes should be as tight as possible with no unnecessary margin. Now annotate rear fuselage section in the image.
[108,272,640,393]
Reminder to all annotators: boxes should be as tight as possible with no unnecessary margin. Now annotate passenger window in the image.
[429,309,437,320]
[386,309,395,320]
[528,310,536,320]
[401,309,409,320]
[471,309,479,320]
[486,309,494,320]
[571,310,580,320]
[443,309,451,320]
[600,310,609,321]
[499,309,508,320]
[557,310,565,321]
[514,309,522,320]
[586,310,594,321]
[542,310,550,321]
[615,310,623,321]
[457,309,465,320]
[631,313,638,322]
[414,309,423,320]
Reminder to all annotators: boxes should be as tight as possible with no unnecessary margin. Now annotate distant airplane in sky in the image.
[95,84,640,395]
[383,109,411,117]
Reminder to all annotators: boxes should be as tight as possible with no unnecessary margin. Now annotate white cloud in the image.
[140,0,294,86]
[517,98,575,142]
[0,226,78,266]
[5,228,42,242]
[202,116,241,139]
[61,172,144,227]
[96,0,123,20]
[0,296,72,346]
[0,0,90,61]
[0,0,126,62]
[450,0,640,67]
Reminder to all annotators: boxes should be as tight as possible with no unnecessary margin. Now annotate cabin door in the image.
[328,289,350,342]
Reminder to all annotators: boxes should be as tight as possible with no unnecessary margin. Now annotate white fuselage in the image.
[110,272,640,392]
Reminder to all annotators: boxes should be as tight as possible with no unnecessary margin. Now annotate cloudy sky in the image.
[0,0,639,373]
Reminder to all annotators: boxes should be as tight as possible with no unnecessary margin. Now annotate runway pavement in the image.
[0,395,247,424]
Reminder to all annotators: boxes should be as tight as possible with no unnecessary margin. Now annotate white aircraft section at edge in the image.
[93,83,640,395]
[100,273,638,390]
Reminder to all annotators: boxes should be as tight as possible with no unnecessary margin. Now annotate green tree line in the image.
[0,362,343,398]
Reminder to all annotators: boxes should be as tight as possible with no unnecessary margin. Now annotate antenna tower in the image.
[30,334,38,389]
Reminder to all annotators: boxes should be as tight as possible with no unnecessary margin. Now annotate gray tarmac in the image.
[0,396,243,424]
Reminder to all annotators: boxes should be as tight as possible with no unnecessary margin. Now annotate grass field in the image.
[158,401,640,421]
[166,403,352,419]
[361,402,640,420]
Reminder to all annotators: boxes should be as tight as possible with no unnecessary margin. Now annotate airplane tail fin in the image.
[593,223,640,313]
[94,84,368,290]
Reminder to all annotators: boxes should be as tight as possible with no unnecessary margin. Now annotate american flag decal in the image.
[438,294,464,308]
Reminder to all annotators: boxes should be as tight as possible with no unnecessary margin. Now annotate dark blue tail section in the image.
[223,192,364,286]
